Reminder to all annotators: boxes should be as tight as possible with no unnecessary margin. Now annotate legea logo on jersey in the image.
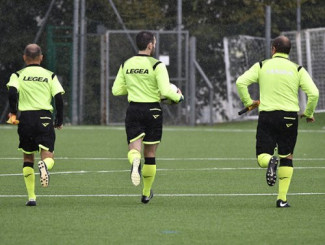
[23,76,49,82]
[266,69,293,76]
[126,69,149,74]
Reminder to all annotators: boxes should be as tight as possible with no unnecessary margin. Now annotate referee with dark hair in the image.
[112,31,183,204]
[236,35,319,208]
[7,44,65,206]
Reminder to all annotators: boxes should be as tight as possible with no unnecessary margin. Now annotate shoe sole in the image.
[266,156,277,186]
[277,204,290,208]
[38,161,49,187]
[131,158,141,186]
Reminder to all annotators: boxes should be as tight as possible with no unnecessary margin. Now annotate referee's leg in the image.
[277,155,293,206]
[142,143,158,202]
[128,139,143,186]
[23,153,36,205]
[38,149,55,187]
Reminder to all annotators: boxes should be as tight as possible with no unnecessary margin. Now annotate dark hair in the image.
[24,44,42,59]
[272,36,291,54]
[136,31,154,51]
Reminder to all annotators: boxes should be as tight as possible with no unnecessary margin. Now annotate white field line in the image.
[1,157,325,161]
[1,125,324,133]
[0,192,324,198]
[0,166,324,177]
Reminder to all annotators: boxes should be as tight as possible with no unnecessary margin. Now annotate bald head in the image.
[272,36,291,54]
[23,44,43,64]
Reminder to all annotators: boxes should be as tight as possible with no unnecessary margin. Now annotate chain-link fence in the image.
[101,30,190,125]
[223,35,265,120]
[43,28,215,126]
[282,28,325,112]
[224,27,325,121]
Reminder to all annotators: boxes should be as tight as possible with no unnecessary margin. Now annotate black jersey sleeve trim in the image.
[153,61,162,70]
[259,61,263,68]
[51,73,56,80]
[54,93,64,126]
[8,86,18,114]
[298,66,302,72]
[14,72,19,77]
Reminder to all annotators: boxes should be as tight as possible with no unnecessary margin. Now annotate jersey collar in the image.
[272,53,289,59]
[26,64,41,67]
[136,54,150,57]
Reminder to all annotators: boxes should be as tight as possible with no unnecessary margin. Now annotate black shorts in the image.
[256,111,298,157]
[125,102,163,144]
[17,110,55,153]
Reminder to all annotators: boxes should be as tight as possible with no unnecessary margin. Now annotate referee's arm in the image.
[299,68,319,118]
[8,86,18,114]
[112,65,128,96]
[54,93,64,128]
[156,64,182,102]
[236,63,259,107]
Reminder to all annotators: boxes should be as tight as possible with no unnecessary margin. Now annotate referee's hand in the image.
[177,88,184,103]
[55,124,63,130]
[300,114,315,123]
[54,118,63,130]
[6,113,19,125]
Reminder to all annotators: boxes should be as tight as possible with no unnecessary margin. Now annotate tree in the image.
[1,0,325,123]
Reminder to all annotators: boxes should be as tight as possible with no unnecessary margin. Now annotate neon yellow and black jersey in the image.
[6,64,65,112]
[112,54,181,103]
[236,53,319,118]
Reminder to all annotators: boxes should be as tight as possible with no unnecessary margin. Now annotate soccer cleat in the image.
[130,158,141,186]
[141,190,154,204]
[276,199,290,208]
[26,199,37,206]
[38,160,49,187]
[266,156,278,186]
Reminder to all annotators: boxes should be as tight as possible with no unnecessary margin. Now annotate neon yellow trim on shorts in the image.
[130,133,145,143]
[39,144,49,151]
[150,108,161,111]
[18,148,38,154]
[40,117,51,120]
[283,117,295,120]
[143,140,160,145]
[278,153,292,158]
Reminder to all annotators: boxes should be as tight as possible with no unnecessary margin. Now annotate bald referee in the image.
[7,44,65,206]
[112,31,183,204]
[236,36,319,208]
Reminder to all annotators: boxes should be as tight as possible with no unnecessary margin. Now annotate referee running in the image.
[236,36,319,208]
[7,44,65,206]
[112,31,184,204]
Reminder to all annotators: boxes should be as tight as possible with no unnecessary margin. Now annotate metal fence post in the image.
[265,5,271,58]
[189,37,196,126]
[223,37,234,120]
[72,0,80,124]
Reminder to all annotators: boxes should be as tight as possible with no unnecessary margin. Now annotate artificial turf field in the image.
[0,113,324,244]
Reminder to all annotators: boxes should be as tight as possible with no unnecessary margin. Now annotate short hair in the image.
[24,44,42,59]
[272,36,291,54]
[136,31,154,51]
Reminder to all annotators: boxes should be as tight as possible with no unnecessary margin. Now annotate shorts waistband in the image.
[129,101,160,106]
[20,110,52,115]
[259,110,297,115]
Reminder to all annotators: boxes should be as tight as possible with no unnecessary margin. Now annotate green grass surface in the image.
[1,113,324,244]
